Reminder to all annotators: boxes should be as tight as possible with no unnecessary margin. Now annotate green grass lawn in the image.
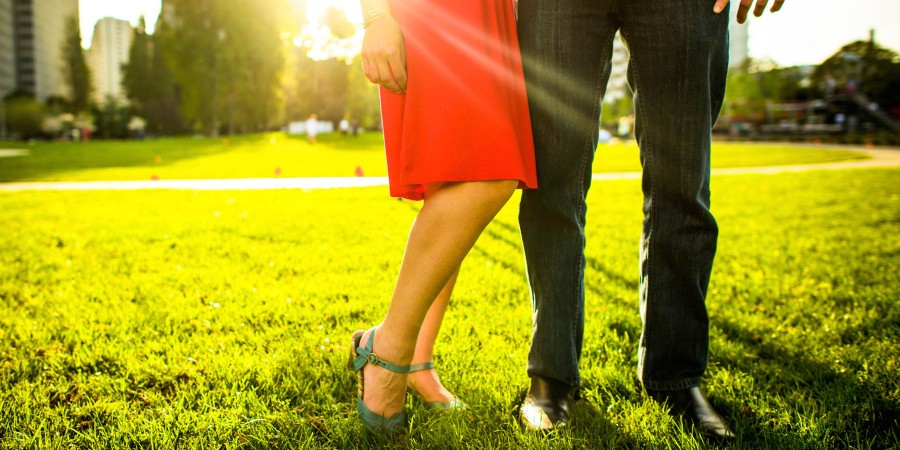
[0,132,871,182]
[1,165,897,448]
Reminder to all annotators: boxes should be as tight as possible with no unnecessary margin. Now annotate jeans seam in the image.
[621,27,655,384]
[568,33,617,386]
[572,131,589,386]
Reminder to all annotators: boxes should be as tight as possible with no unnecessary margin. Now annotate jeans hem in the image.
[641,377,701,391]
[526,368,580,389]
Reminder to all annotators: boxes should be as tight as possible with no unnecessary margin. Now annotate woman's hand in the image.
[713,0,786,24]
[361,15,408,94]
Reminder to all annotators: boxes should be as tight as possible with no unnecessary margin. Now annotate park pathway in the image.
[1,147,898,192]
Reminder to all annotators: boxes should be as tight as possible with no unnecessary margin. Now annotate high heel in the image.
[408,361,466,410]
[349,329,411,437]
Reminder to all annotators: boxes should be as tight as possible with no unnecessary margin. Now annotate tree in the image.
[158,0,288,135]
[284,7,363,124]
[344,55,382,129]
[123,17,153,111]
[284,47,317,123]
[3,91,46,139]
[122,16,185,134]
[61,15,92,113]
[813,40,900,109]
[600,95,634,131]
[722,59,813,125]
[91,95,131,139]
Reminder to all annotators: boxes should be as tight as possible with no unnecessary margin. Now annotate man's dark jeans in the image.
[517,0,730,391]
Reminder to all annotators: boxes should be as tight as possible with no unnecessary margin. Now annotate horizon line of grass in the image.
[0,132,873,183]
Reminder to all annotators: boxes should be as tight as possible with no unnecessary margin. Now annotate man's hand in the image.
[361,15,408,94]
[714,0,785,24]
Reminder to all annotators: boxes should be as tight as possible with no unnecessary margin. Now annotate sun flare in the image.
[307,0,362,25]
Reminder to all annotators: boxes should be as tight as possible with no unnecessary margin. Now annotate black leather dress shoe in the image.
[647,387,736,441]
[519,375,576,431]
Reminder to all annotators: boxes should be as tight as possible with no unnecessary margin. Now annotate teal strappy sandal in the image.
[408,361,466,410]
[349,329,411,437]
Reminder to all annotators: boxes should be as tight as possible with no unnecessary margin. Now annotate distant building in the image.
[88,17,133,105]
[605,34,630,102]
[1,0,79,101]
[0,0,15,97]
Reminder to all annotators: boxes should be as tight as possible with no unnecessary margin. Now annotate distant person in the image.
[825,74,837,97]
[340,118,350,136]
[348,0,536,438]
[618,114,634,139]
[515,0,786,441]
[351,118,361,137]
[306,114,319,144]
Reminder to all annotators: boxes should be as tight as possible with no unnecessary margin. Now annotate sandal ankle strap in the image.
[408,361,435,372]
[351,329,411,374]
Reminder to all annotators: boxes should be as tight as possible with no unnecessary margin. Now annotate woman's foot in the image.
[354,328,410,422]
[407,366,458,406]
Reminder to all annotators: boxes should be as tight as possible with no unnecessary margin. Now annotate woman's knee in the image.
[479,180,519,208]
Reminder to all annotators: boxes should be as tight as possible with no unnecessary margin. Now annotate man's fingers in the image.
[734,0,784,23]
[736,0,753,23]
[754,0,770,17]
[713,0,729,14]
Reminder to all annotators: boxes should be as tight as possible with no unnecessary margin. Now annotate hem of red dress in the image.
[389,177,537,202]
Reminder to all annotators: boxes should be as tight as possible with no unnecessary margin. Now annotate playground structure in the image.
[718,92,900,139]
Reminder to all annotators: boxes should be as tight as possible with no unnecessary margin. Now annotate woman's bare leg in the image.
[358,180,517,418]
[407,268,459,403]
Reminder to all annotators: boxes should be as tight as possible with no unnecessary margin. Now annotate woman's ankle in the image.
[366,326,416,365]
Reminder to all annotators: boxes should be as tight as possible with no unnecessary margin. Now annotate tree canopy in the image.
[61,15,92,113]
[157,0,290,135]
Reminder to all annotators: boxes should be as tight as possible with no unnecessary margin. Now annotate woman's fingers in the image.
[362,55,379,85]
[770,0,785,13]
[361,16,408,94]
[388,45,408,92]
[377,58,403,93]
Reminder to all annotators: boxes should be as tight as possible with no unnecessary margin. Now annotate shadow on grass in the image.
[713,318,900,449]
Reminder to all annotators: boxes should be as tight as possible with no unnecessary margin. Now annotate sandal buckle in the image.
[367,352,380,366]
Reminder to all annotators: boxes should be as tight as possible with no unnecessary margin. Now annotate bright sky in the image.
[80,0,900,67]
[79,0,161,47]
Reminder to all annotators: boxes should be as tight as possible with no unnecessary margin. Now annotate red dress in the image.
[380,0,537,200]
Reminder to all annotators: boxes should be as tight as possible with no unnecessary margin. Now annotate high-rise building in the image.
[0,0,15,97]
[88,17,133,105]
[605,34,630,102]
[4,0,79,101]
